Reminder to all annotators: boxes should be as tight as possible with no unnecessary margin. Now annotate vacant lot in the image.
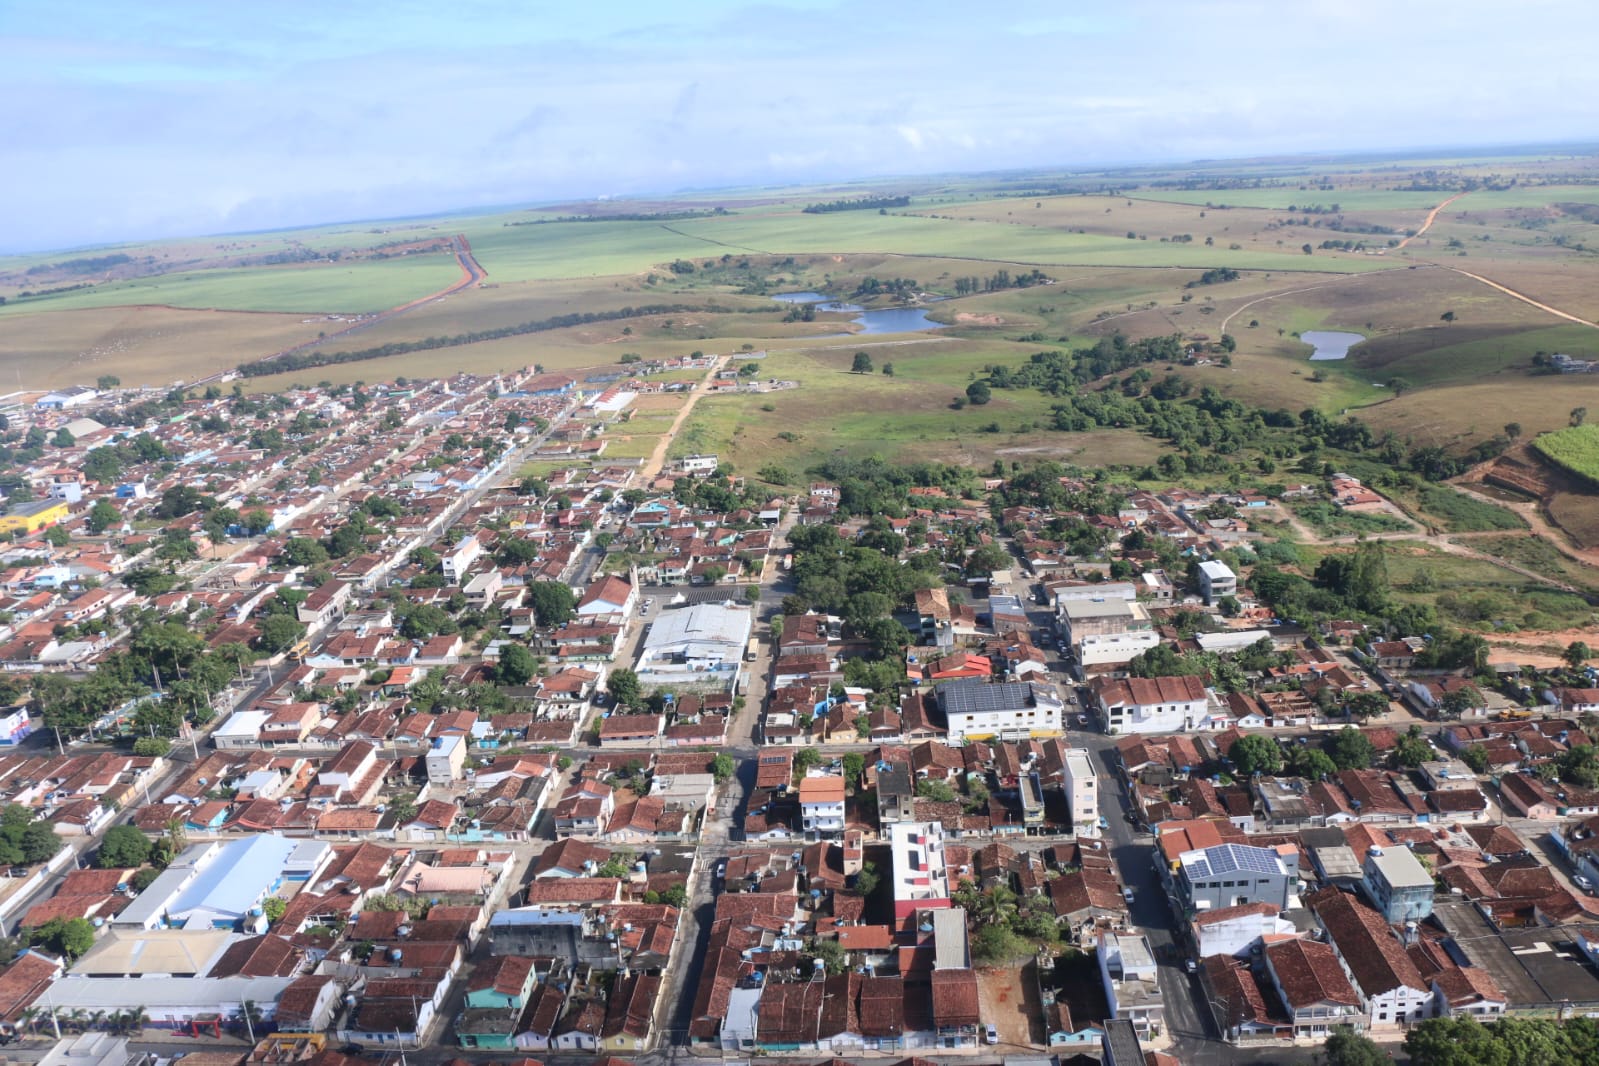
[977,963,1042,1047]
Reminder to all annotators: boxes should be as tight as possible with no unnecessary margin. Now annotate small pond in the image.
[1302,330,1366,361]
[772,292,944,335]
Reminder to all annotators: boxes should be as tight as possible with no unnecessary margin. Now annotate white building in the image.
[635,601,752,688]
[890,821,951,920]
[1062,748,1099,834]
[1078,631,1162,668]
[798,776,846,839]
[426,735,467,784]
[1191,901,1298,959]
[441,535,484,583]
[936,679,1063,743]
[1098,932,1164,1037]
[1197,560,1237,605]
[1090,675,1211,735]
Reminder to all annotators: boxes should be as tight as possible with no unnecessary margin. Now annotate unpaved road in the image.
[639,355,729,480]
[1396,191,1470,250]
[1447,267,1599,330]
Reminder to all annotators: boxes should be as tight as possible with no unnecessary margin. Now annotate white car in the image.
[1578,874,1594,893]
[984,1024,999,1045]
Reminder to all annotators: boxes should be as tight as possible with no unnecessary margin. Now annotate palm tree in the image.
[977,884,1019,927]
[127,1006,148,1035]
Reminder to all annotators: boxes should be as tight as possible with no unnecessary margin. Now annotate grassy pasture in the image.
[0,304,325,388]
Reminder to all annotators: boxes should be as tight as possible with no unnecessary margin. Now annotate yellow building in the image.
[0,499,68,535]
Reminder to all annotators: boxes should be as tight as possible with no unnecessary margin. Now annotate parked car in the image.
[1097,815,1110,830]
[1184,958,1198,974]
[1122,887,1136,903]
[984,1024,1000,1045]
[1577,874,1594,893]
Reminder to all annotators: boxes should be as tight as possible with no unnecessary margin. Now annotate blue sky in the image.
[2,0,1593,252]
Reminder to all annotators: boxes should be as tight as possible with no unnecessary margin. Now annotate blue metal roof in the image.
[169,834,296,922]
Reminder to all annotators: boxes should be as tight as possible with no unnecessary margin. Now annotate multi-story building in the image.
[1309,888,1433,1031]
[1090,675,1211,735]
[1059,597,1151,653]
[890,821,951,920]
[1063,748,1099,833]
[936,679,1063,743]
[1097,932,1164,1037]
[1176,842,1297,914]
[426,735,467,784]
[1196,560,1237,604]
[1361,847,1434,923]
[798,776,846,839]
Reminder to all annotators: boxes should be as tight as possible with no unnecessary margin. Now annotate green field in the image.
[1286,500,1415,537]
[1414,485,1528,532]
[0,253,461,316]
[1533,424,1599,488]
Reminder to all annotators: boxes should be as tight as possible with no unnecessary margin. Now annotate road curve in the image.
[1396,191,1470,249]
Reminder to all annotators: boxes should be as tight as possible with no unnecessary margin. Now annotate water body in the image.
[772,292,944,335]
[1302,330,1366,361]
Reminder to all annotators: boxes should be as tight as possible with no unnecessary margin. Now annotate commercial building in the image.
[1059,597,1151,653]
[635,602,752,689]
[113,835,311,931]
[0,499,69,536]
[1090,675,1211,735]
[936,678,1063,743]
[1176,842,1297,914]
[890,821,951,920]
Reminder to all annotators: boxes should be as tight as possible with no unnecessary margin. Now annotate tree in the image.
[711,753,736,784]
[97,825,151,868]
[19,822,59,864]
[1566,641,1592,669]
[881,363,894,376]
[1392,726,1434,768]
[793,747,822,777]
[916,778,957,802]
[1460,744,1490,774]
[853,862,880,897]
[1505,422,1522,440]
[1286,746,1337,781]
[1228,734,1282,776]
[1323,1026,1388,1066]
[971,924,1030,963]
[29,917,95,961]
[132,737,169,757]
[807,938,848,975]
[851,351,874,374]
[1439,685,1484,721]
[86,500,120,535]
[526,581,578,627]
[96,375,121,390]
[607,668,642,709]
[1344,691,1390,719]
[1440,310,1456,323]
[1328,727,1375,771]
[1301,243,1313,255]
[1574,407,1588,428]
[842,752,865,782]
[966,381,992,405]
[496,643,537,687]
[256,614,306,655]
[52,428,75,449]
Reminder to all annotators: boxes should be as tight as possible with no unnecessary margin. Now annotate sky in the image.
[2,0,1595,252]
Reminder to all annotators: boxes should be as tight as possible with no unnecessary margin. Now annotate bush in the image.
[97,825,152,869]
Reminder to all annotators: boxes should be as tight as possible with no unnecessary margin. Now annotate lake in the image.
[1302,330,1366,361]
[772,292,943,335]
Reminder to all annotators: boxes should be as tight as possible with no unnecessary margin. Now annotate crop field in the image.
[1533,425,1599,488]
[0,252,461,317]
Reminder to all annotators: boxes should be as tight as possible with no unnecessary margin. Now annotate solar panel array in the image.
[1191,842,1281,880]
[940,679,1032,716]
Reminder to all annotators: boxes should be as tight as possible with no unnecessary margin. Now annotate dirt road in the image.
[1396,191,1469,250]
[1446,267,1599,330]
[638,355,729,480]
